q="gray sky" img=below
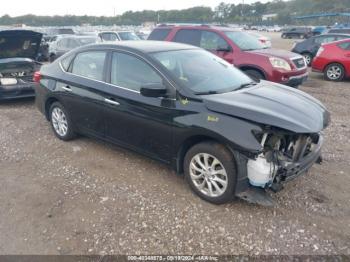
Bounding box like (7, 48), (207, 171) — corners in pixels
(1, 0), (271, 17)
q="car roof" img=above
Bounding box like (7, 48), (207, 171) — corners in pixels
(155, 25), (240, 32)
(80, 40), (198, 53)
(316, 33), (350, 37)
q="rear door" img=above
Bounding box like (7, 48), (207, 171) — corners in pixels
(57, 50), (109, 137)
(102, 51), (174, 162)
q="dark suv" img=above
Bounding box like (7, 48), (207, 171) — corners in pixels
(149, 25), (308, 87)
(281, 27), (312, 39)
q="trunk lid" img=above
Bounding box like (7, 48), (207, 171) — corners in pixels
(0, 30), (43, 60)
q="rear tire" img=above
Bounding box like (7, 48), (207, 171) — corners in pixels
(184, 142), (237, 204)
(49, 102), (76, 141)
(324, 63), (345, 82)
(244, 69), (265, 82)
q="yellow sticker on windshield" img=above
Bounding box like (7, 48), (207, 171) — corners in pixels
(181, 98), (189, 105)
(207, 115), (219, 122)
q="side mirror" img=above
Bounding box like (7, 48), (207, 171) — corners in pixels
(140, 83), (167, 98)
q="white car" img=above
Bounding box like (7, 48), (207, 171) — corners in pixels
(98, 31), (140, 42)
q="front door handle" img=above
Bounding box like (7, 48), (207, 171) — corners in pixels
(104, 98), (120, 106)
(61, 85), (72, 92)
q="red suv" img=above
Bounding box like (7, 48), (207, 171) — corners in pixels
(149, 25), (308, 87)
(312, 38), (350, 81)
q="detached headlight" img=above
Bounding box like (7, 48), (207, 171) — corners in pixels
(269, 57), (291, 71)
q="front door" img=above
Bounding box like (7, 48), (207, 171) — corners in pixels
(103, 51), (174, 162)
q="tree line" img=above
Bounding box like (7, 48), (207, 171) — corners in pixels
(0, 0), (349, 26)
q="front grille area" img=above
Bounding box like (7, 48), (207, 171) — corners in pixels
(292, 58), (306, 69)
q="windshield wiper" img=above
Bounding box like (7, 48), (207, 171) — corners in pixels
(235, 82), (257, 91)
(195, 90), (220, 95)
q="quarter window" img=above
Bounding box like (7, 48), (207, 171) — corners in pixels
(71, 51), (107, 81)
(111, 52), (162, 92)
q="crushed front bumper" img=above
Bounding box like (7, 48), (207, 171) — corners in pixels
(283, 72), (309, 87)
(279, 134), (323, 182)
(235, 134), (324, 206)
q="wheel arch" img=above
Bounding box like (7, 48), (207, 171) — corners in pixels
(44, 96), (60, 121)
(323, 61), (346, 74)
(175, 134), (240, 174)
(238, 65), (267, 79)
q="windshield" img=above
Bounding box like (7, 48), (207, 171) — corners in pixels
(152, 49), (254, 94)
(224, 31), (265, 51)
(118, 32), (140, 41)
(77, 37), (100, 45)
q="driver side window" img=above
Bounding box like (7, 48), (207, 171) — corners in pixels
(111, 52), (162, 92)
(200, 31), (230, 51)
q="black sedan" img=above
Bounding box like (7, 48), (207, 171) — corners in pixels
(291, 33), (350, 66)
(34, 41), (329, 205)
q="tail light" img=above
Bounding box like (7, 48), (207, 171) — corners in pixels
(260, 39), (266, 43)
(316, 46), (324, 57)
(33, 71), (41, 83)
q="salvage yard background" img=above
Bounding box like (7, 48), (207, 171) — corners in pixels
(0, 32), (349, 255)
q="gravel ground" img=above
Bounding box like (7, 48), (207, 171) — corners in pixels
(0, 32), (349, 255)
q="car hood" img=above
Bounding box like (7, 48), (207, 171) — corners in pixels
(247, 48), (301, 59)
(0, 30), (42, 60)
(203, 81), (330, 133)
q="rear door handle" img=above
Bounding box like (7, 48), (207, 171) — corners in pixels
(61, 85), (72, 92)
(104, 98), (120, 106)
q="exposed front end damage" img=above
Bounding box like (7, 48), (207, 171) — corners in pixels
(237, 130), (324, 206)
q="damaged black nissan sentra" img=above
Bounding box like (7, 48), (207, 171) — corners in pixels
(0, 30), (42, 100)
(34, 41), (330, 205)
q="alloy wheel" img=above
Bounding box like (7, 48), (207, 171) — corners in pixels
(303, 54), (312, 65)
(51, 107), (68, 137)
(189, 153), (228, 197)
(327, 65), (342, 80)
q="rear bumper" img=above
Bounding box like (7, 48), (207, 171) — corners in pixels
(0, 83), (35, 100)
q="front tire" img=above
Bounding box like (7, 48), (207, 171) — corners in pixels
(184, 142), (237, 204)
(302, 52), (313, 66)
(244, 69), (265, 82)
(49, 102), (75, 141)
(324, 63), (345, 82)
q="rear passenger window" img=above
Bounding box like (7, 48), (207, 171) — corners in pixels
(71, 51), (106, 81)
(148, 29), (171, 40)
(173, 29), (201, 46)
(111, 52), (162, 92)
